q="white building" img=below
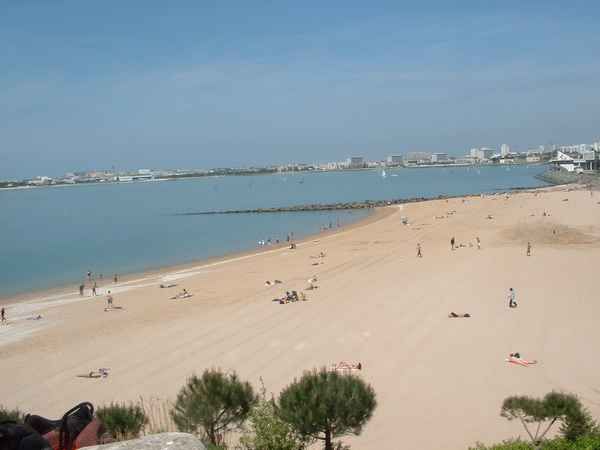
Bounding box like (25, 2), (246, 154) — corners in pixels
(470, 147), (495, 161)
(430, 153), (450, 163)
(549, 151), (586, 172)
(501, 144), (511, 157)
(386, 155), (403, 166)
(404, 152), (431, 162)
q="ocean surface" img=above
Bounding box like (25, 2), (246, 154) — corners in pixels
(0, 165), (547, 297)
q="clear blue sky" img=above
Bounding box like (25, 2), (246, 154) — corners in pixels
(1, 1), (599, 179)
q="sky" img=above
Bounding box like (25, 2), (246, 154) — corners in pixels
(1, 1), (600, 179)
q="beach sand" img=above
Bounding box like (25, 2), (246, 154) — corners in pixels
(2, 185), (600, 449)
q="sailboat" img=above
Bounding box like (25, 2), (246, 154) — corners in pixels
(381, 169), (387, 178)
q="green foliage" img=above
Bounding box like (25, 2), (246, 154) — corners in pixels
(171, 369), (257, 446)
(501, 392), (592, 446)
(469, 439), (533, 450)
(278, 368), (376, 450)
(0, 405), (22, 422)
(240, 380), (305, 450)
(97, 403), (147, 441)
(557, 400), (597, 442)
(471, 434), (600, 449)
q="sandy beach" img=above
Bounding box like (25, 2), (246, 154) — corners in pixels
(3, 185), (600, 449)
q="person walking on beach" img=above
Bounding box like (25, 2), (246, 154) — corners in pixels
(113, 274), (118, 283)
(106, 291), (113, 309)
(450, 237), (455, 251)
(79, 284), (85, 296)
(508, 288), (517, 308)
(1, 307), (6, 324)
(92, 282), (97, 296)
(416, 243), (422, 258)
(526, 242), (532, 257)
(476, 237), (481, 250)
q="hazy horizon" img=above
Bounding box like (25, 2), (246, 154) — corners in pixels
(2, 1), (599, 179)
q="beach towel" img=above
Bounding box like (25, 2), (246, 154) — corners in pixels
(506, 356), (537, 367)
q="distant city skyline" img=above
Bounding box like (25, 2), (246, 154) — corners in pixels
(1, 1), (600, 179)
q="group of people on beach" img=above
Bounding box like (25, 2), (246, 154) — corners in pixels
(275, 290), (306, 304)
(258, 233), (296, 248)
(79, 271), (119, 297)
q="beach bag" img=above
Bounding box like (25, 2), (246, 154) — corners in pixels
(25, 403), (105, 450)
(0, 422), (51, 450)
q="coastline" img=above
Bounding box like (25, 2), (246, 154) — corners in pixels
(0, 182), (551, 304)
(0, 179), (559, 305)
(3, 183), (600, 450)
(0, 206), (390, 306)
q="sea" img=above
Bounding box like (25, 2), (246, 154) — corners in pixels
(0, 165), (548, 298)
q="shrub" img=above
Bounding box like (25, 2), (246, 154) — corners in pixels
(278, 368), (376, 450)
(171, 369), (257, 446)
(240, 380), (305, 450)
(0, 405), (23, 422)
(469, 439), (534, 449)
(97, 403), (147, 441)
(471, 434), (600, 449)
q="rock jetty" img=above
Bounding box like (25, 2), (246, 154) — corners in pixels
(175, 197), (436, 215)
(174, 189), (543, 216)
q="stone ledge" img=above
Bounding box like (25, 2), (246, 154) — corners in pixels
(83, 433), (206, 450)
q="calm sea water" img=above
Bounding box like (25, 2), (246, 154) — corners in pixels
(0, 165), (547, 297)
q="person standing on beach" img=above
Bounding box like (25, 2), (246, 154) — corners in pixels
(1, 307), (5, 323)
(87, 271), (92, 281)
(92, 282), (97, 296)
(450, 237), (455, 250)
(508, 288), (517, 308)
(113, 274), (118, 283)
(527, 242), (532, 256)
(476, 237), (481, 250)
(416, 243), (422, 258)
(106, 291), (113, 309)
(79, 284), (85, 296)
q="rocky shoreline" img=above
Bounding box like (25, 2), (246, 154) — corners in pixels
(536, 169), (600, 187)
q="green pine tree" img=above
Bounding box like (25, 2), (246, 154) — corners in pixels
(278, 368), (376, 450)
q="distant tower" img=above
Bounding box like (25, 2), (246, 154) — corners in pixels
(500, 144), (510, 157)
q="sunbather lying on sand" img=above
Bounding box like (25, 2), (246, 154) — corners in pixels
(160, 283), (177, 288)
(265, 280), (283, 286)
(104, 306), (124, 312)
(171, 289), (193, 300)
(77, 368), (110, 379)
(448, 312), (471, 318)
(26, 315), (43, 321)
(506, 353), (538, 367)
(330, 361), (362, 372)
